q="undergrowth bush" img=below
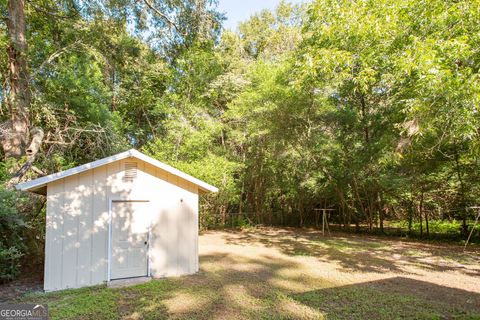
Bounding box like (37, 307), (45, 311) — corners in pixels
(0, 186), (26, 283)
(235, 216), (256, 230)
(0, 246), (23, 283)
(0, 160), (45, 282)
(391, 219), (480, 235)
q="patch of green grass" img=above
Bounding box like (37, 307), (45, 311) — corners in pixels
(287, 236), (387, 256)
(118, 280), (173, 320)
(119, 276), (224, 320)
(403, 249), (427, 258)
(292, 249), (313, 256)
(292, 285), (479, 320)
(18, 278), (479, 320)
(21, 286), (120, 320)
(315, 238), (387, 251)
(442, 253), (478, 265)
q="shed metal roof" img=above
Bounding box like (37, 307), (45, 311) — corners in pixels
(16, 149), (218, 193)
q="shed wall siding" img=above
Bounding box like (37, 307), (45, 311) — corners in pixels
(44, 157), (199, 291)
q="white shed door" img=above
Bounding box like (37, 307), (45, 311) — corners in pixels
(111, 201), (149, 280)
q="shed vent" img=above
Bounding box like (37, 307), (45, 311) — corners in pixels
(123, 162), (138, 181)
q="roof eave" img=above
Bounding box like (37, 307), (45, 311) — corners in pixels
(198, 185), (219, 193)
(15, 149), (219, 194)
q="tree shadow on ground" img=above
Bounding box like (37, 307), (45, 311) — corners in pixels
(118, 252), (328, 319)
(16, 249), (480, 319)
(220, 228), (480, 275)
(118, 252), (480, 319)
(291, 276), (480, 320)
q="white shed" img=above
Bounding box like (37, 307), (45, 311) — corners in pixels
(16, 149), (218, 291)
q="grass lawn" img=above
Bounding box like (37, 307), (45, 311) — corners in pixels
(14, 228), (480, 319)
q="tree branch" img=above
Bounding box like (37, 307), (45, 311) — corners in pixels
(7, 127), (44, 188)
(28, 1), (81, 20)
(142, 0), (184, 35)
(7, 156), (36, 189)
(30, 41), (81, 79)
(25, 127), (44, 157)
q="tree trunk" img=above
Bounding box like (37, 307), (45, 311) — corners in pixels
(352, 178), (367, 227)
(408, 191), (414, 235)
(378, 192), (385, 234)
(335, 187), (348, 230)
(298, 195), (304, 227)
(425, 209), (429, 237)
(26, 127), (44, 157)
(238, 152), (245, 218)
(359, 90), (369, 143)
(366, 193), (373, 231)
(408, 205), (413, 234)
(454, 147), (468, 236)
(350, 193), (360, 232)
(4, 0), (30, 159)
(419, 191), (424, 237)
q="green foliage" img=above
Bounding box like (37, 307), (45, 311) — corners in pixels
(391, 219), (480, 235)
(0, 164), (45, 281)
(0, 247), (23, 283)
(28, 0), (480, 237)
(2, 0), (480, 283)
(235, 216), (256, 230)
(0, 185), (27, 282)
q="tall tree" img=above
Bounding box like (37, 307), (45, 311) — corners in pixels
(4, 0), (32, 158)
(1, 0), (222, 183)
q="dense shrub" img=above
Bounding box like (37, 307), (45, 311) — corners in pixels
(0, 246), (23, 283)
(0, 186), (26, 282)
(390, 219), (480, 235)
(0, 159), (45, 282)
